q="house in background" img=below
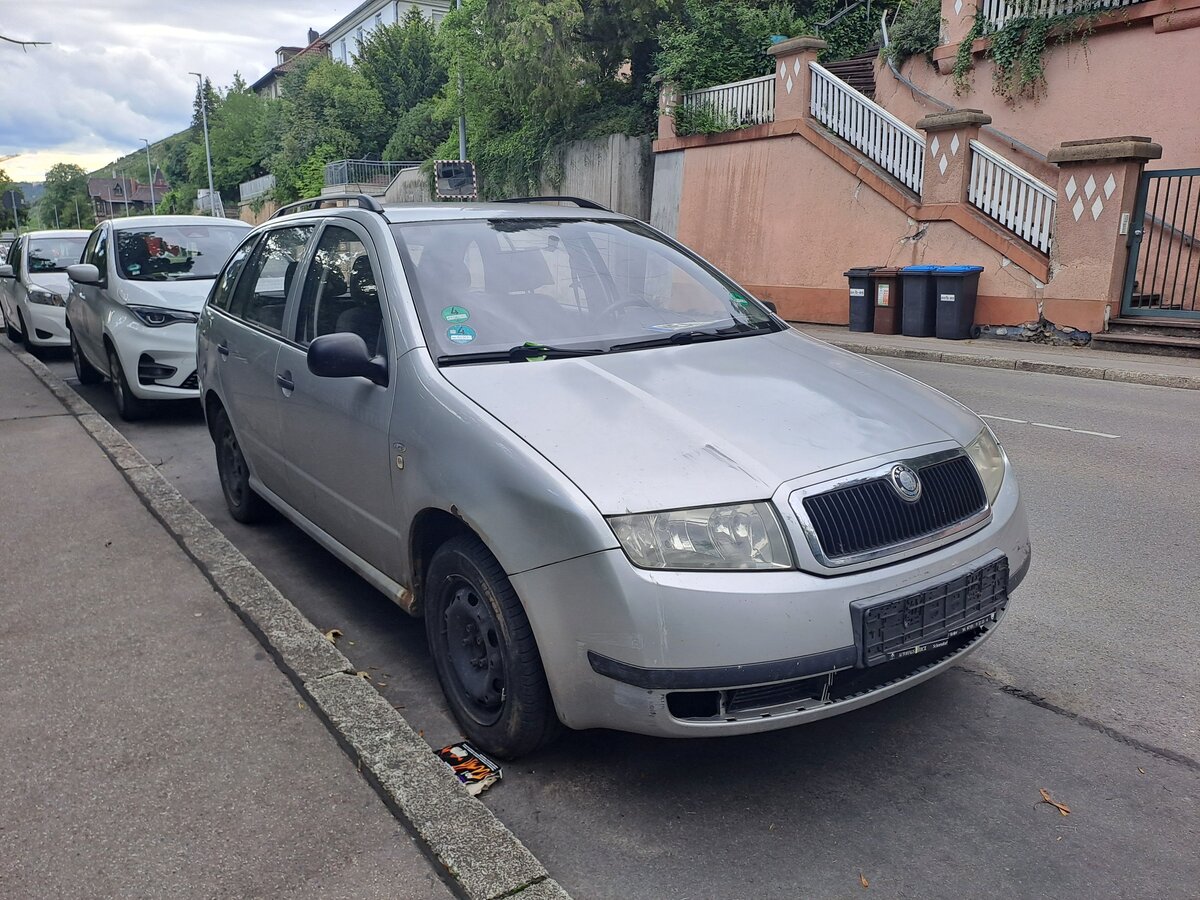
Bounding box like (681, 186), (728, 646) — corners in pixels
(88, 170), (169, 220)
(251, 29), (331, 99)
(323, 0), (450, 65)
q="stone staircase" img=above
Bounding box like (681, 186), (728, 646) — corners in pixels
(1092, 317), (1200, 359)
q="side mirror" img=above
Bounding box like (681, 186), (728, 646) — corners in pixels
(0, 265), (13, 279)
(67, 263), (101, 285)
(761, 300), (779, 314)
(307, 332), (387, 386)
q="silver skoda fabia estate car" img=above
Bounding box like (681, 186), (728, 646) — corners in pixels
(197, 197), (1031, 758)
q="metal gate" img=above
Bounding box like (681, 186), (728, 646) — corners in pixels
(1121, 168), (1200, 318)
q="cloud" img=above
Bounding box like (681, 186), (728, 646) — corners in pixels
(1, 0), (343, 181)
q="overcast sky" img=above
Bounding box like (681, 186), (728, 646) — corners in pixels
(1, 1), (347, 182)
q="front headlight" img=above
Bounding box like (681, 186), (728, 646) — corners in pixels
(127, 305), (199, 328)
(965, 425), (1006, 505)
(608, 502), (793, 570)
(28, 288), (65, 307)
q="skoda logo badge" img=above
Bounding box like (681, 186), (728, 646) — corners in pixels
(890, 464), (922, 502)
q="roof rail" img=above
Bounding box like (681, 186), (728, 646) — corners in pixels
(499, 196), (611, 211)
(269, 193), (386, 220)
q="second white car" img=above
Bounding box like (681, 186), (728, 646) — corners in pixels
(66, 214), (250, 419)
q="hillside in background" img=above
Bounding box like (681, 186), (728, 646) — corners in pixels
(87, 129), (191, 181)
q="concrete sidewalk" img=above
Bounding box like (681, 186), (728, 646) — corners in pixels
(796, 324), (1200, 390)
(0, 345), (455, 898)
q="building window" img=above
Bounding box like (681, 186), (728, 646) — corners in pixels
(356, 26), (364, 46)
(339, 39), (347, 62)
(375, 12), (383, 29)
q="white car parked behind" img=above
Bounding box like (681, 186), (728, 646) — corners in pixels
(66, 214), (250, 420)
(0, 229), (91, 348)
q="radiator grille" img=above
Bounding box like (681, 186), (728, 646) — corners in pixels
(802, 454), (986, 561)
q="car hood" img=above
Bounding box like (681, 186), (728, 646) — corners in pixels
(441, 329), (985, 514)
(28, 272), (72, 298)
(118, 278), (215, 312)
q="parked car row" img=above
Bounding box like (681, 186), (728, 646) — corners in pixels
(3, 197), (1030, 759)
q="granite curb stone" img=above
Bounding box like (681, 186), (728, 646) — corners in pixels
(6, 344), (570, 900)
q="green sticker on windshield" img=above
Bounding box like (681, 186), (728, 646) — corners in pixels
(447, 325), (476, 345)
(442, 305), (470, 323)
(730, 292), (749, 309)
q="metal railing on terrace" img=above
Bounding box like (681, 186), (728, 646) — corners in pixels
(809, 61), (925, 193)
(679, 74), (777, 130)
(239, 174), (275, 202)
(323, 159), (421, 188)
(980, 0), (1150, 31)
(967, 140), (1056, 253)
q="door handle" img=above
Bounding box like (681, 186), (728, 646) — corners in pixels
(217, 342), (229, 358)
(276, 371), (295, 391)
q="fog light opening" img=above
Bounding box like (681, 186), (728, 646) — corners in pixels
(666, 690), (721, 719)
(138, 353), (177, 385)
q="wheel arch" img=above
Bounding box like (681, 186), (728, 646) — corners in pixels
(409, 507), (491, 617)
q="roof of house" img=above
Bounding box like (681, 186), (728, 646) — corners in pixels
(88, 175), (168, 206)
(251, 37), (330, 92)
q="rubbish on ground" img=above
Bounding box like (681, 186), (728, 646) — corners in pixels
(437, 742), (503, 796)
(323, 628), (343, 644)
(1039, 788), (1071, 816)
(859, 872), (869, 889)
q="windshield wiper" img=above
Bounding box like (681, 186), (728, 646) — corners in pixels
(608, 322), (774, 353)
(438, 342), (607, 367)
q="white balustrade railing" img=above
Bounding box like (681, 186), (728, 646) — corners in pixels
(809, 61), (925, 193)
(980, 0), (1148, 30)
(968, 140), (1056, 253)
(239, 173), (275, 202)
(680, 74), (776, 131)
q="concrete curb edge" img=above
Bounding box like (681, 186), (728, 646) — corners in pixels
(7, 345), (570, 900)
(810, 336), (1200, 391)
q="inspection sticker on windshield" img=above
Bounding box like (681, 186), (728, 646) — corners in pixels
(442, 305), (470, 323)
(436, 742), (502, 796)
(447, 325), (477, 344)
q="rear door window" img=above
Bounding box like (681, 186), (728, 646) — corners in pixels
(227, 225), (314, 334)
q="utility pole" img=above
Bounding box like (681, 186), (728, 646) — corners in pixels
(53, 205), (60, 228)
(189, 73), (219, 216)
(456, 0), (467, 161)
(142, 138), (157, 214)
(74, 198), (81, 227)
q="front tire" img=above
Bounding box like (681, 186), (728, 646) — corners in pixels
(212, 407), (269, 524)
(10, 309), (27, 345)
(425, 534), (560, 759)
(71, 329), (102, 385)
(3, 305), (20, 342)
(107, 344), (148, 421)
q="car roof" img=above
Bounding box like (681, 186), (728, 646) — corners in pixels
(103, 215), (251, 229)
(21, 229), (92, 239)
(381, 202), (631, 225)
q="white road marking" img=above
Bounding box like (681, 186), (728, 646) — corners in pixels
(980, 414), (1119, 439)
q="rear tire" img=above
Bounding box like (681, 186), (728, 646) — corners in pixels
(425, 534), (561, 759)
(212, 406), (269, 524)
(71, 329), (102, 385)
(107, 344), (148, 421)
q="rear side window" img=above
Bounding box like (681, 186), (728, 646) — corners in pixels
(209, 235), (259, 312)
(294, 225), (386, 355)
(227, 225), (313, 334)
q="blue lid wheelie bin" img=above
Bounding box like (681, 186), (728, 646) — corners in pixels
(900, 265), (939, 337)
(934, 265), (984, 340)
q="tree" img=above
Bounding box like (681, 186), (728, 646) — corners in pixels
(35, 163), (95, 229)
(355, 7), (446, 120)
(206, 89), (270, 198)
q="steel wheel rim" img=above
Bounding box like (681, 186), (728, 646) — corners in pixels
(218, 427), (246, 508)
(440, 577), (506, 727)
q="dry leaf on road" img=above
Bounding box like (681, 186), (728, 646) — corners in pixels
(1039, 788), (1071, 816)
(859, 872), (869, 889)
(323, 628), (343, 644)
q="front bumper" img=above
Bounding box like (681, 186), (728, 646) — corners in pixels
(110, 319), (200, 400)
(511, 468), (1030, 737)
(22, 301), (69, 347)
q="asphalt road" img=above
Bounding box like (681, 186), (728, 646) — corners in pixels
(39, 347), (1200, 899)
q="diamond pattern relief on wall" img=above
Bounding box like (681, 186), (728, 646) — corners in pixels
(1084, 175), (1097, 199)
(1065, 176), (1077, 201)
(786, 77), (794, 94)
(1104, 173), (1117, 199)
(1092, 198), (1104, 221)
(1072, 197), (1085, 222)
(930, 136), (940, 157)
(939, 155), (948, 176)
(950, 134), (960, 156)
(954, 0), (963, 12)
(794, 59), (802, 76)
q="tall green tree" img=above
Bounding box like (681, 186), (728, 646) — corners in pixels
(35, 163), (95, 229)
(355, 7), (446, 120)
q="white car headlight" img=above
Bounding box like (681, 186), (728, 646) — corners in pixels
(128, 305), (199, 328)
(28, 288), (65, 307)
(965, 425), (1006, 505)
(608, 502), (793, 570)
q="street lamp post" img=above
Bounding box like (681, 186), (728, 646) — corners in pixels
(456, 0), (467, 161)
(189, 72), (219, 216)
(141, 138), (157, 214)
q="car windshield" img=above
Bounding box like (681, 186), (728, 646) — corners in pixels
(390, 218), (778, 362)
(28, 237), (88, 273)
(115, 224), (246, 281)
